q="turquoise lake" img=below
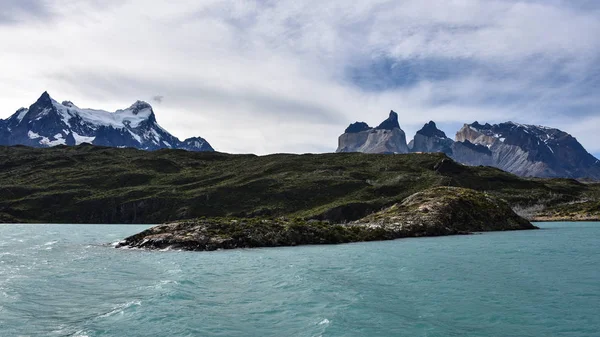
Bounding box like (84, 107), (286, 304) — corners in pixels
(0, 222), (598, 337)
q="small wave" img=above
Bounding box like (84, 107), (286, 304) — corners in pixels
(44, 240), (58, 246)
(97, 300), (142, 318)
(71, 330), (90, 337)
(110, 240), (125, 247)
(153, 279), (179, 289)
(318, 319), (330, 326)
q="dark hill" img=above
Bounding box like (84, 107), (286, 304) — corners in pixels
(0, 145), (598, 224)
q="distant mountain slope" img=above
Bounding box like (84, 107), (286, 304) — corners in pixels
(0, 92), (213, 152)
(336, 112), (600, 179)
(455, 122), (600, 179)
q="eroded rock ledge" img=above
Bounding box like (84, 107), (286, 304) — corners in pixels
(117, 187), (538, 251)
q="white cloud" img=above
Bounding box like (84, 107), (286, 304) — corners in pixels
(0, 0), (598, 156)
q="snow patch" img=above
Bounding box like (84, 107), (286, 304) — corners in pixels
(40, 136), (66, 146)
(29, 131), (66, 146)
(16, 108), (28, 122)
(128, 129), (142, 144)
(72, 132), (96, 145)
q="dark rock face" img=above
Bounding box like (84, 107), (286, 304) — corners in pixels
(345, 122), (372, 133)
(418, 121), (447, 138)
(337, 111), (409, 154)
(117, 187), (536, 251)
(0, 92), (214, 152)
(375, 110), (401, 130)
(410, 121), (454, 155)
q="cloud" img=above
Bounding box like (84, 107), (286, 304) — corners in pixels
(0, 0), (54, 24)
(0, 0), (598, 156)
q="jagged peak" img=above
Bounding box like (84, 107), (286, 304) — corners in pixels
(34, 91), (53, 105)
(375, 110), (401, 130)
(128, 100), (153, 114)
(417, 121), (447, 138)
(470, 121), (492, 130)
(345, 122), (372, 133)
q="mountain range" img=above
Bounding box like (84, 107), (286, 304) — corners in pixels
(337, 111), (600, 179)
(0, 92), (213, 152)
(2, 93), (598, 179)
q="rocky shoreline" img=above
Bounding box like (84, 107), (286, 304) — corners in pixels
(117, 187), (538, 251)
(531, 216), (600, 222)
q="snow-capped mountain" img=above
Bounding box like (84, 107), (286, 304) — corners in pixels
(0, 92), (213, 152)
(336, 112), (600, 179)
(455, 121), (600, 179)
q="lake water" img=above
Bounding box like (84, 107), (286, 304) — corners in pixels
(0, 222), (599, 337)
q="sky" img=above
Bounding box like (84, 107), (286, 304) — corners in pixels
(0, 0), (599, 157)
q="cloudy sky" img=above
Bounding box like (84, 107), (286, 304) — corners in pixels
(1, 0), (599, 156)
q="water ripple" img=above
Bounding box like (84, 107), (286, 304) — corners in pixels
(0, 223), (599, 336)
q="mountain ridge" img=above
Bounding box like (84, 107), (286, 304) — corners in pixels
(337, 110), (410, 154)
(337, 112), (600, 179)
(0, 92), (214, 152)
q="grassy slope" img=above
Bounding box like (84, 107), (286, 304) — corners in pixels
(0, 144), (598, 224)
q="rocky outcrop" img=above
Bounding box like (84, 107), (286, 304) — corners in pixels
(117, 187), (536, 251)
(455, 122), (600, 178)
(356, 187), (537, 235)
(336, 112), (600, 179)
(409, 121), (454, 155)
(337, 111), (409, 154)
(0, 92), (214, 152)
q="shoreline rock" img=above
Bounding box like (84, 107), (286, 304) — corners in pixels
(117, 187), (538, 251)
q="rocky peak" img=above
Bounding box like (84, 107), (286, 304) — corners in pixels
(410, 120), (453, 154)
(181, 137), (215, 152)
(417, 121), (447, 138)
(471, 121), (492, 130)
(344, 122), (372, 134)
(26, 91), (60, 120)
(128, 101), (153, 115)
(36, 91), (53, 105)
(375, 110), (400, 130)
(336, 110), (409, 154)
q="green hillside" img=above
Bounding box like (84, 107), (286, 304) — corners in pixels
(0, 144), (598, 224)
